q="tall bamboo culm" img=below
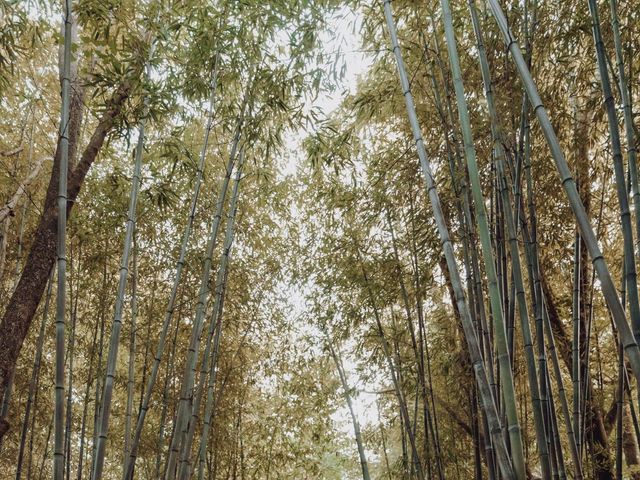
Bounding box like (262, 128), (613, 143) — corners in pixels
(439, 2), (527, 477)
(54, 2), (72, 478)
(382, 1), (515, 478)
(181, 150), (246, 480)
(608, 0), (640, 261)
(163, 94), (249, 479)
(586, 0), (640, 341)
(16, 271), (54, 480)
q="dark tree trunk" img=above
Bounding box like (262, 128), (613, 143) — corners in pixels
(0, 81), (130, 443)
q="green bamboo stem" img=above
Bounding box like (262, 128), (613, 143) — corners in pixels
(54, 2), (72, 478)
(123, 233), (138, 467)
(90, 48), (152, 480)
(177, 151), (245, 480)
(155, 316), (180, 479)
(16, 271), (53, 480)
(163, 97), (247, 479)
(587, 0), (640, 343)
(361, 261), (425, 480)
(64, 252), (78, 480)
(518, 193), (583, 476)
(441, 2), (527, 477)
(382, 1), (514, 477)
(572, 234), (582, 456)
(608, 0), (640, 259)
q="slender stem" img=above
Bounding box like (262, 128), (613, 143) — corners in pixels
(91, 46), (152, 480)
(123, 52), (221, 480)
(54, 2), (72, 478)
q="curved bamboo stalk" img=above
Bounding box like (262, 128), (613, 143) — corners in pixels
(382, 1), (514, 477)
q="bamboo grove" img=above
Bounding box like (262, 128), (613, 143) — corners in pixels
(1, 0), (640, 478)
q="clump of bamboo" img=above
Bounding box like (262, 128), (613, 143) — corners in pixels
(381, 1), (514, 477)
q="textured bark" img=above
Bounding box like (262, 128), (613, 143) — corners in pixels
(0, 81), (130, 442)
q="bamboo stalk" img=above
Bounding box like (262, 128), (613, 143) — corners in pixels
(90, 44), (152, 480)
(587, 0), (640, 343)
(441, 2), (528, 476)
(54, 2), (73, 478)
(163, 93), (248, 479)
(177, 151), (246, 480)
(123, 232), (138, 467)
(608, 0), (640, 259)
(123, 53), (221, 480)
(15, 271), (53, 480)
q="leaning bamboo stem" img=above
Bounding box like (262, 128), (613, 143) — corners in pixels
(608, 0), (640, 259)
(382, 1), (514, 477)
(163, 95), (248, 479)
(177, 151), (246, 480)
(361, 262), (424, 480)
(122, 53), (221, 480)
(326, 333), (371, 480)
(90, 47), (152, 480)
(587, 0), (640, 342)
